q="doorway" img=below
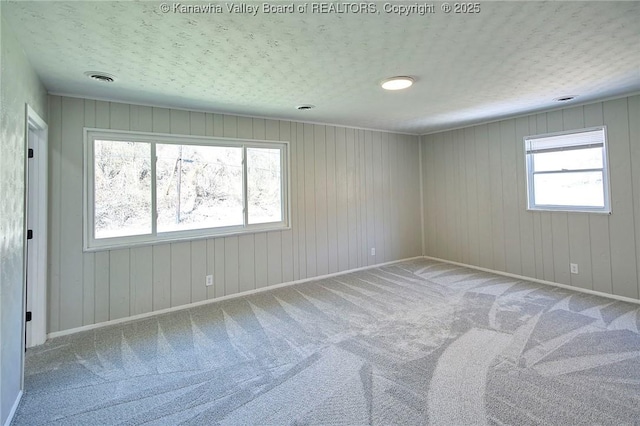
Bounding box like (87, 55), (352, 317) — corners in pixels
(24, 104), (48, 349)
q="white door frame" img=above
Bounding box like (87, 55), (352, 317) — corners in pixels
(23, 104), (48, 349)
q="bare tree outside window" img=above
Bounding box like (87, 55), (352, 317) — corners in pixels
(94, 140), (151, 238)
(247, 147), (282, 224)
(157, 144), (243, 232)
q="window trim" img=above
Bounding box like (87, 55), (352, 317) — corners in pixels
(83, 128), (290, 252)
(524, 126), (611, 214)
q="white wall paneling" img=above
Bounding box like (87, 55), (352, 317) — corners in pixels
(47, 96), (422, 333)
(315, 124), (329, 276)
(421, 95), (640, 301)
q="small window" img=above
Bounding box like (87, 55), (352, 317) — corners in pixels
(84, 129), (289, 251)
(524, 126), (610, 213)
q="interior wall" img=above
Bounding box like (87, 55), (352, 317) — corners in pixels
(47, 95), (422, 333)
(421, 95), (640, 300)
(0, 13), (48, 425)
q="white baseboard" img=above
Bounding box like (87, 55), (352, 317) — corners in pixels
(423, 255), (640, 306)
(47, 256), (424, 340)
(3, 390), (23, 426)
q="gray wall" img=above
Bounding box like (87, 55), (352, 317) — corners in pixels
(0, 14), (48, 425)
(421, 95), (640, 300)
(48, 95), (422, 333)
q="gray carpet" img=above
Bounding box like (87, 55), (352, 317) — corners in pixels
(13, 259), (640, 425)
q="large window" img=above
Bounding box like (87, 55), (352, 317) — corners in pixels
(524, 126), (610, 213)
(85, 129), (289, 250)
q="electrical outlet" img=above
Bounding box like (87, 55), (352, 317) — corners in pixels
(205, 275), (214, 286)
(371, 248), (376, 256)
(570, 263), (579, 274)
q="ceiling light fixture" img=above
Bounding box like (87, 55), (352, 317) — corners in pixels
(381, 76), (414, 91)
(296, 104), (315, 110)
(554, 95), (576, 102)
(85, 71), (116, 83)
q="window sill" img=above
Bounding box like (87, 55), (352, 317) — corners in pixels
(526, 207), (611, 215)
(83, 223), (291, 252)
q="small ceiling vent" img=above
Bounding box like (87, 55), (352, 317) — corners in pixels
(85, 71), (116, 83)
(296, 104), (315, 111)
(554, 95), (576, 102)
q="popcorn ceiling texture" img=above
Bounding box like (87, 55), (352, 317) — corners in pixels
(3, 1), (640, 134)
(0, 13), (47, 425)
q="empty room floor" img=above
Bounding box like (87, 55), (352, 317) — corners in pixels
(13, 259), (640, 425)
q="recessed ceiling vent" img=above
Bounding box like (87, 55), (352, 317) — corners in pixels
(297, 104), (315, 111)
(85, 71), (116, 83)
(554, 95), (576, 102)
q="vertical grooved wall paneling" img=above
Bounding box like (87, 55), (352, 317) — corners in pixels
(280, 120), (294, 283)
(421, 95), (640, 301)
(365, 131), (375, 265)
(48, 95), (62, 332)
(296, 122), (306, 279)
(347, 128), (358, 270)
(465, 127), (479, 266)
(457, 130), (469, 264)
(359, 130), (367, 264)
(327, 126), (339, 274)
(60, 97), (84, 329)
(48, 97), (421, 332)
(82, 99), (96, 325)
(336, 127), (349, 271)
(304, 123), (317, 277)
(314, 125), (328, 275)
(604, 99), (638, 299)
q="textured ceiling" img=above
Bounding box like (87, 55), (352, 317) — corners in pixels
(4, 1), (640, 134)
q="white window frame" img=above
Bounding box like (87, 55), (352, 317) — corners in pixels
(524, 126), (611, 214)
(84, 128), (290, 251)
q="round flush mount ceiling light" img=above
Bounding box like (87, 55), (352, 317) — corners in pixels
(381, 76), (414, 91)
(554, 95), (577, 102)
(84, 71), (116, 83)
(296, 104), (315, 111)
